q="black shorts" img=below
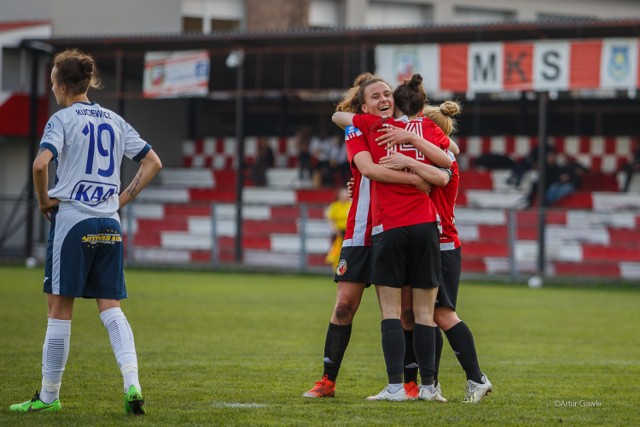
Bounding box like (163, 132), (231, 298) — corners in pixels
(435, 246), (462, 309)
(370, 222), (442, 289)
(333, 245), (372, 286)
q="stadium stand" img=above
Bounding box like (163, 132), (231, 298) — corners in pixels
(122, 135), (640, 280)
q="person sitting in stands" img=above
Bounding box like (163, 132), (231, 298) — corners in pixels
(249, 137), (275, 187)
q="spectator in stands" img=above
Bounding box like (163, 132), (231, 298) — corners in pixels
(545, 158), (588, 206)
(506, 141), (553, 189)
(523, 149), (561, 208)
(249, 137), (275, 186)
(295, 125), (313, 184)
(329, 136), (350, 186)
(621, 144), (640, 192)
(310, 127), (336, 188)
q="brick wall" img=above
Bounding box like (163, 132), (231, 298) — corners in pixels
(245, 0), (309, 30)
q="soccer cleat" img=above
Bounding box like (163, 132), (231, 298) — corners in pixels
(418, 384), (440, 401)
(433, 383), (447, 402)
(462, 374), (492, 404)
(366, 386), (407, 401)
(403, 381), (419, 400)
(124, 385), (145, 415)
(302, 374), (336, 398)
(9, 391), (61, 413)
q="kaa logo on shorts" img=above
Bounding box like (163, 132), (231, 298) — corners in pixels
(71, 180), (118, 206)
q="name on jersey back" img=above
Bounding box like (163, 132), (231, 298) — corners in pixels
(75, 108), (112, 119)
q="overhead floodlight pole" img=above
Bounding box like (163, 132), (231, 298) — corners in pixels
(536, 92), (549, 276)
(227, 49), (245, 264)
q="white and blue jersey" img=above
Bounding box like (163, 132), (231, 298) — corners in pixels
(40, 101), (150, 298)
(40, 101), (151, 216)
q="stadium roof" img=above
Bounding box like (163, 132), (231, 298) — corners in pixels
(19, 17), (640, 99)
(25, 17), (640, 53)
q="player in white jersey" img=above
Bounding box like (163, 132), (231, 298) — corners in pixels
(9, 49), (162, 415)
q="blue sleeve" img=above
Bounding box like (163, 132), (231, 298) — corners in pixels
(40, 142), (58, 162)
(132, 144), (152, 163)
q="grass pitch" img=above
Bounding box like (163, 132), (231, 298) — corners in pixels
(1, 265), (639, 426)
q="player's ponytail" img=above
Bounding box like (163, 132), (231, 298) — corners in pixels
(393, 73), (427, 117)
(423, 100), (462, 136)
(53, 49), (103, 96)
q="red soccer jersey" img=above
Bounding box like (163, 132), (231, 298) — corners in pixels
(430, 149), (461, 250)
(353, 114), (449, 233)
(342, 125), (373, 247)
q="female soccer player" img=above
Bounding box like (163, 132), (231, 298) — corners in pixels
(333, 74), (453, 401)
(9, 49), (162, 415)
(303, 73), (446, 399)
(383, 100), (493, 403)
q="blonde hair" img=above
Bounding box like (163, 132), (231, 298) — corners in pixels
(423, 100), (462, 136)
(335, 72), (390, 113)
(53, 49), (103, 96)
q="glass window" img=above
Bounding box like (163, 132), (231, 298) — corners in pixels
(367, 1), (432, 27)
(211, 18), (240, 31)
(454, 6), (516, 24)
(182, 16), (203, 33)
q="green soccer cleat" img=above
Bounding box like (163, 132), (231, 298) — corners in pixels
(124, 385), (145, 415)
(9, 391), (61, 413)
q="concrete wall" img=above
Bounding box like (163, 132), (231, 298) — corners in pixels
(430, 0), (640, 23)
(50, 0), (181, 36)
(340, 0), (640, 27)
(0, 0), (51, 22)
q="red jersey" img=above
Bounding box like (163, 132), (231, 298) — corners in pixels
(430, 149), (461, 250)
(353, 114), (450, 233)
(342, 125), (373, 247)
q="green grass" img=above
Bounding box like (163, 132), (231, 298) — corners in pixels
(1, 265), (639, 426)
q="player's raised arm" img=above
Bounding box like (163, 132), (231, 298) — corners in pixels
(375, 125), (451, 168)
(448, 138), (460, 156)
(332, 112), (355, 130)
(379, 151), (450, 187)
(353, 150), (430, 192)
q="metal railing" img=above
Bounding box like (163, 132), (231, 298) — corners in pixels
(2, 197), (639, 283)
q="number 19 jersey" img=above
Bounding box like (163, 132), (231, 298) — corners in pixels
(40, 101), (151, 216)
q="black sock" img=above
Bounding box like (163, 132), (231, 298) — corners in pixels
(434, 327), (443, 385)
(381, 319), (405, 384)
(444, 321), (483, 383)
(403, 329), (418, 383)
(323, 322), (352, 381)
(413, 323), (436, 386)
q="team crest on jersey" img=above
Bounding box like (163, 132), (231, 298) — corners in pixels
(41, 120), (55, 142)
(336, 259), (347, 276)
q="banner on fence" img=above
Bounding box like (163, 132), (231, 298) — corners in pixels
(375, 38), (639, 95)
(143, 50), (210, 98)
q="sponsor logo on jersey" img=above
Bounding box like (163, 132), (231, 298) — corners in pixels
(336, 259), (347, 276)
(70, 180), (118, 206)
(345, 125), (362, 141)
